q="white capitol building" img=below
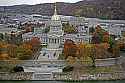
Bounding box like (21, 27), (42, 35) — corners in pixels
(48, 4), (91, 47)
(22, 3), (125, 58)
(21, 3), (125, 77)
(23, 3), (91, 47)
(23, 3), (91, 59)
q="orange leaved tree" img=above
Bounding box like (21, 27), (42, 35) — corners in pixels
(64, 39), (78, 59)
(30, 37), (41, 52)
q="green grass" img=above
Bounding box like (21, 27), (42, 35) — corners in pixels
(77, 65), (123, 75)
(0, 62), (15, 72)
(58, 54), (65, 60)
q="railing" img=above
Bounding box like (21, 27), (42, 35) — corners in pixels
(32, 73), (52, 80)
(0, 72), (33, 80)
(52, 71), (125, 80)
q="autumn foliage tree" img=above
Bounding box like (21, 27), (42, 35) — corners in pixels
(16, 46), (33, 60)
(63, 40), (119, 66)
(19, 42), (33, 51)
(62, 25), (120, 67)
(7, 44), (17, 58)
(64, 39), (78, 59)
(117, 38), (125, 50)
(0, 53), (10, 60)
(0, 37), (40, 60)
(0, 41), (10, 60)
(92, 25), (110, 44)
(29, 37), (41, 52)
(0, 34), (41, 60)
(94, 43), (111, 59)
(91, 25), (120, 57)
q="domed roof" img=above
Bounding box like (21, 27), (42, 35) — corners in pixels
(51, 15), (60, 21)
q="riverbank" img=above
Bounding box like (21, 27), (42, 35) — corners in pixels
(0, 71), (125, 80)
(0, 80), (125, 83)
(0, 56), (125, 80)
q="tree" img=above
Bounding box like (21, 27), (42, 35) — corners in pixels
(16, 46), (33, 60)
(91, 25), (111, 44)
(117, 38), (125, 50)
(0, 33), (4, 41)
(19, 43), (32, 50)
(7, 44), (17, 58)
(77, 42), (93, 65)
(43, 27), (50, 33)
(112, 43), (120, 58)
(94, 43), (111, 59)
(89, 27), (95, 34)
(92, 33), (102, 44)
(95, 25), (102, 33)
(86, 44), (96, 67)
(30, 37), (41, 52)
(102, 34), (110, 43)
(63, 23), (77, 34)
(77, 42), (87, 59)
(66, 56), (76, 65)
(0, 53), (10, 60)
(64, 40), (78, 59)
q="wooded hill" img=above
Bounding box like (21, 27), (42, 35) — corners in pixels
(0, 0), (124, 20)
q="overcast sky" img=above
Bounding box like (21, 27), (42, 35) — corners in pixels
(0, 0), (82, 6)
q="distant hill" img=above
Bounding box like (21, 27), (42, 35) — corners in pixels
(0, 0), (125, 20)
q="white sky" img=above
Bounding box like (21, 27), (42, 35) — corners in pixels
(0, 0), (82, 6)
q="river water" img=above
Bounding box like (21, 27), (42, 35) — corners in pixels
(0, 80), (125, 83)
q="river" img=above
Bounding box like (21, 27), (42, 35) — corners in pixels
(0, 80), (125, 83)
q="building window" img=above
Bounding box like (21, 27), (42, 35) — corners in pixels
(58, 39), (60, 43)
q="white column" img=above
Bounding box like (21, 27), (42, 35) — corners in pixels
(49, 38), (51, 43)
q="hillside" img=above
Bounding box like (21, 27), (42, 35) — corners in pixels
(0, 0), (125, 20)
